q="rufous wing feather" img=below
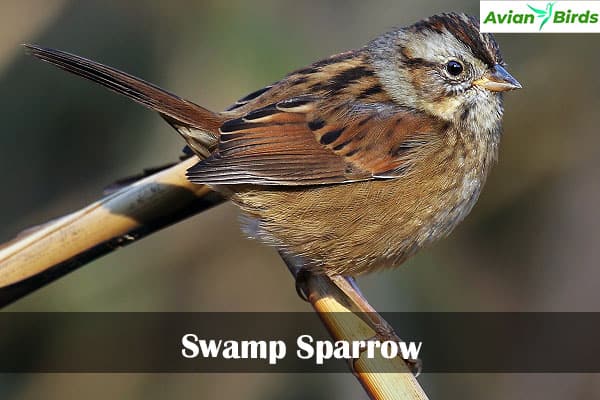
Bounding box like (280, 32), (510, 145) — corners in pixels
(187, 96), (445, 186)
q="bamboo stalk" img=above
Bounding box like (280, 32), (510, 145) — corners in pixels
(0, 157), (429, 399)
(287, 267), (428, 400)
(0, 156), (225, 305)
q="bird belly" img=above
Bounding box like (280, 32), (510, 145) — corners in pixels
(230, 165), (484, 275)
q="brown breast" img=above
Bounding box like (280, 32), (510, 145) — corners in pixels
(230, 125), (496, 275)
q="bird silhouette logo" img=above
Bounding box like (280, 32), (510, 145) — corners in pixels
(528, 2), (555, 31)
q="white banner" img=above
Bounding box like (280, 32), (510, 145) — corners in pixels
(480, 1), (600, 32)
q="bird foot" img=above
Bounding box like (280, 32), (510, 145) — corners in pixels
(294, 267), (312, 302)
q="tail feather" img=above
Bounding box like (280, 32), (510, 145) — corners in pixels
(24, 44), (223, 155)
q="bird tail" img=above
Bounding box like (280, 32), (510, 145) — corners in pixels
(24, 44), (224, 157)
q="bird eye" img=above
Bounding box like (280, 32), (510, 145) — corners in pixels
(445, 60), (464, 76)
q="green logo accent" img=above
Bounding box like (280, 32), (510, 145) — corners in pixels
(528, 2), (555, 30)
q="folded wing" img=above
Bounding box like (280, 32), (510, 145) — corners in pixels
(187, 96), (445, 186)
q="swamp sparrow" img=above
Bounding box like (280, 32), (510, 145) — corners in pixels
(25, 13), (521, 278)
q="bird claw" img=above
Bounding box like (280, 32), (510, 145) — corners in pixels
(294, 267), (312, 302)
(405, 357), (422, 377)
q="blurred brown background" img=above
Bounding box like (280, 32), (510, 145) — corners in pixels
(1, 0), (599, 398)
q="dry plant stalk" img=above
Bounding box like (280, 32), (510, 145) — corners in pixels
(292, 270), (429, 400)
(0, 157), (429, 400)
(0, 156), (224, 304)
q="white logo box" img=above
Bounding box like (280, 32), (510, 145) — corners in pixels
(480, 1), (600, 33)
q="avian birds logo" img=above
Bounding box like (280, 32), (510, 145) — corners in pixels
(528, 2), (555, 30)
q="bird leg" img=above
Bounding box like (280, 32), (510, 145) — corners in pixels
(277, 250), (313, 302)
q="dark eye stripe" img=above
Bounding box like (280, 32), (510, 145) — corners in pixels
(402, 57), (438, 69)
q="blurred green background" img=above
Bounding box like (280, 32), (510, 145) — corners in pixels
(1, 0), (599, 398)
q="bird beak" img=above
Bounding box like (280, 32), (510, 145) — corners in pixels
(473, 64), (522, 92)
